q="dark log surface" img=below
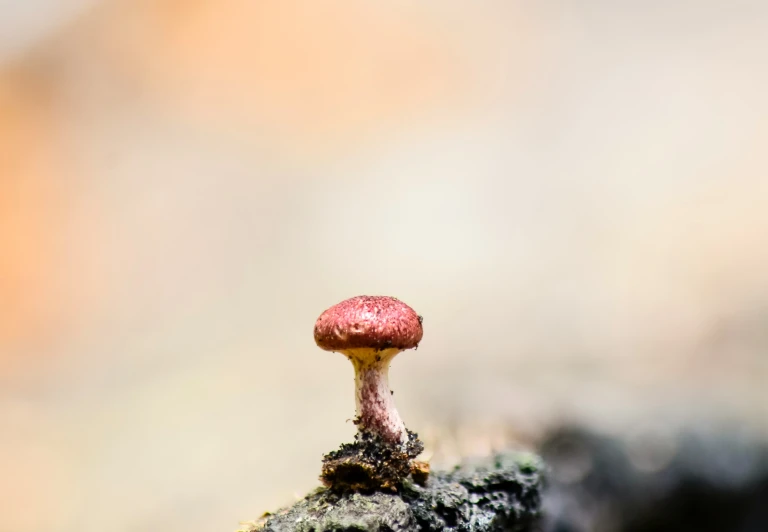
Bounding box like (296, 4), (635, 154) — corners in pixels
(240, 452), (543, 532)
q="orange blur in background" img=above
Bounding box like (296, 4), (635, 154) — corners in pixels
(1, 1), (767, 531)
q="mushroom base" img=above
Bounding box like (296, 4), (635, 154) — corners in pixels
(349, 349), (407, 445)
(320, 428), (425, 493)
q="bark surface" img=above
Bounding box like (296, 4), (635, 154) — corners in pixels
(240, 452), (543, 532)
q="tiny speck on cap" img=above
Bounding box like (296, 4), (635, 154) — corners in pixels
(314, 295), (423, 351)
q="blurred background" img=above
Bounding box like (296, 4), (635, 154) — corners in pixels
(1, 1), (767, 531)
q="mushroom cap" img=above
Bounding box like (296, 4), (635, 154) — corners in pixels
(314, 295), (423, 351)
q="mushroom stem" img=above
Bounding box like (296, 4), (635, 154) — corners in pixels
(346, 348), (407, 445)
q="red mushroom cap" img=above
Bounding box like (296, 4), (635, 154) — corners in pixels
(314, 295), (423, 351)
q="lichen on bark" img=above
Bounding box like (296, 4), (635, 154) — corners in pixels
(240, 451), (543, 532)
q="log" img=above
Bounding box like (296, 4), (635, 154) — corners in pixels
(239, 452), (543, 532)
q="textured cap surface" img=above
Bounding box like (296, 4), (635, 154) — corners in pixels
(314, 296), (423, 351)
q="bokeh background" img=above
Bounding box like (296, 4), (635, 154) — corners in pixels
(1, 1), (767, 531)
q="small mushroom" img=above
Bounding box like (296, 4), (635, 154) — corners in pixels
(314, 295), (423, 446)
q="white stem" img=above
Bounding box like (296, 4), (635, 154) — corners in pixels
(347, 348), (407, 445)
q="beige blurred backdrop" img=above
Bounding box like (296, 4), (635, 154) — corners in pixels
(1, 1), (768, 531)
